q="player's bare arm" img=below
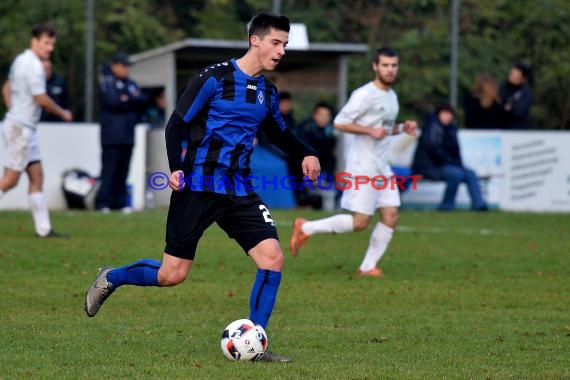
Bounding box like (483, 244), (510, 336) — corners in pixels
(2, 80), (10, 109)
(387, 120), (417, 136)
(403, 120), (418, 136)
(34, 93), (72, 121)
(334, 122), (388, 139)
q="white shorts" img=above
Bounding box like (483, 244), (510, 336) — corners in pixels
(339, 175), (401, 215)
(1, 120), (41, 171)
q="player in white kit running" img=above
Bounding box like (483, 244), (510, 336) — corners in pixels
(0, 24), (72, 237)
(290, 47), (417, 277)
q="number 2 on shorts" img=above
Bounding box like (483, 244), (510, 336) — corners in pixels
(258, 204), (274, 224)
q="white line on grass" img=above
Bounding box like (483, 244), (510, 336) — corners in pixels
(396, 225), (501, 236)
(275, 220), (510, 236)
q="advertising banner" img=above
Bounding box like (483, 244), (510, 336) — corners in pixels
(388, 130), (570, 212)
(500, 131), (570, 212)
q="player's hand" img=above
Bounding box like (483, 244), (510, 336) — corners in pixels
(61, 110), (72, 122)
(403, 120), (417, 136)
(368, 127), (388, 139)
(302, 156), (320, 181)
(169, 170), (185, 191)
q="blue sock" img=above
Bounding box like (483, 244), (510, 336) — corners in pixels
(106, 259), (161, 288)
(249, 269), (282, 329)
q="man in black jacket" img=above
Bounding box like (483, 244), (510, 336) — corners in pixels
(40, 58), (71, 122)
(499, 63), (534, 129)
(95, 51), (147, 213)
(412, 105), (487, 211)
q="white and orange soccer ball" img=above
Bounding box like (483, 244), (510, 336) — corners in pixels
(220, 319), (268, 361)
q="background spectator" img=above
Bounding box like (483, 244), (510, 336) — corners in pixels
(499, 62), (534, 129)
(95, 51), (147, 213)
(143, 88), (166, 129)
(463, 73), (502, 129)
(276, 92), (314, 207)
(40, 58), (71, 122)
(412, 104), (487, 211)
(299, 101), (337, 176)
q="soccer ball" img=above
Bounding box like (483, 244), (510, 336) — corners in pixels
(221, 319), (268, 361)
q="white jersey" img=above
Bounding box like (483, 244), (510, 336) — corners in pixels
(334, 81), (399, 177)
(5, 49), (46, 129)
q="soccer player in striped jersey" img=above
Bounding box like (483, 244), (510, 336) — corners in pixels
(84, 12), (320, 363)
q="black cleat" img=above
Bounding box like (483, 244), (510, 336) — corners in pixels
(256, 350), (292, 363)
(37, 230), (69, 239)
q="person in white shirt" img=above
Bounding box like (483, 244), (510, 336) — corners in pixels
(0, 24), (72, 238)
(290, 47), (417, 277)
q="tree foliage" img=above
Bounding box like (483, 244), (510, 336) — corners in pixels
(0, 0), (569, 128)
(283, 0), (570, 128)
(0, 0), (185, 119)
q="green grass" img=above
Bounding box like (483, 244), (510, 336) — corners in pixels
(0, 209), (569, 379)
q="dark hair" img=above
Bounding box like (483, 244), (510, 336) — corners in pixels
(248, 12), (290, 41)
(313, 101), (334, 114)
(436, 103), (455, 116)
(513, 62), (533, 85)
(31, 23), (56, 39)
(373, 47), (399, 63)
(279, 91), (291, 101)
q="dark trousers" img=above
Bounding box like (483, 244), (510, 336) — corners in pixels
(440, 164), (486, 210)
(95, 144), (133, 210)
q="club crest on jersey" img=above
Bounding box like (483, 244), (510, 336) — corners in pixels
(257, 91), (264, 104)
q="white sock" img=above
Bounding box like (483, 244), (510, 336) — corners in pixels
(29, 192), (52, 236)
(302, 214), (354, 235)
(359, 223), (394, 272)
(0, 189), (4, 199)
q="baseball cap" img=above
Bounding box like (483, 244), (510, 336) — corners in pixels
(110, 51), (131, 66)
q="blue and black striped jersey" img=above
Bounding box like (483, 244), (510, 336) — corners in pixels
(166, 58), (310, 196)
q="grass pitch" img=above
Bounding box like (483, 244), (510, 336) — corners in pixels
(0, 208), (568, 379)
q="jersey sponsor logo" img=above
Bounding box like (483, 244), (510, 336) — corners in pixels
(245, 80), (258, 104)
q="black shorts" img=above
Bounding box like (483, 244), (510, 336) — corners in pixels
(164, 190), (279, 260)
